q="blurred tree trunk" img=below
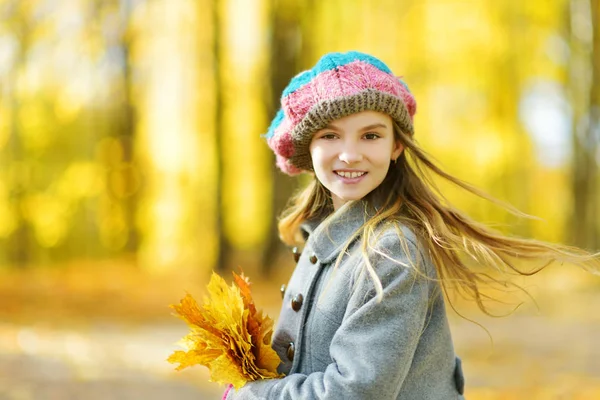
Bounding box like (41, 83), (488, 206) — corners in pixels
(117, 0), (139, 254)
(6, 2), (31, 268)
(213, 1), (230, 272)
(496, 1), (532, 238)
(589, 0), (600, 248)
(569, 0), (600, 250)
(91, 0), (139, 255)
(260, 0), (308, 275)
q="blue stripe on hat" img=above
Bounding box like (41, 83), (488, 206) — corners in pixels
(398, 78), (412, 93)
(264, 108), (285, 139)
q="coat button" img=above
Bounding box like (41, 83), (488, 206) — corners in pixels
(292, 247), (301, 262)
(286, 342), (295, 361)
(309, 254), (318, 264)
(291, 293), (304, 311)
(280, 284), (286, 299)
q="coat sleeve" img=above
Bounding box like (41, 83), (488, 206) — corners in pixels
(227, 234), (432, 400)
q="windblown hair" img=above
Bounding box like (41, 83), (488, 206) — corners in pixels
(278, 121), (600, 316)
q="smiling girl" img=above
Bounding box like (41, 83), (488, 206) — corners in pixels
(223, 51), (599, 400)
(310, 111), (402, 210)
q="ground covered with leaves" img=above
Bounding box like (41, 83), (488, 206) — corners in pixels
(0, 259), (599, 399)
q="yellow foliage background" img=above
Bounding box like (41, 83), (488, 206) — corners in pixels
(0, 0), (599, 399)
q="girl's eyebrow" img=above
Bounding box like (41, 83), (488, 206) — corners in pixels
(360, 123), (388, 131)
(323, 123), (389, 131)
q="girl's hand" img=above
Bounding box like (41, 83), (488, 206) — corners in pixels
(221, 384), (233, 400)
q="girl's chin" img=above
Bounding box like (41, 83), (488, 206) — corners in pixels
(331, 192), (368, 203)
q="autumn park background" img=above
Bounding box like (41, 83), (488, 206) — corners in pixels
(0, 0), (599, 399)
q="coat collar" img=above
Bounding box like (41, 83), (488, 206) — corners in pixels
(300, 200), (378, 264)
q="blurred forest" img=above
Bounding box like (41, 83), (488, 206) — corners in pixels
(0, 0), (599, 272)
(0, 0), (600, 399)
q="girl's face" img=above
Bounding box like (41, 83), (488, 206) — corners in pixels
(309, 111), (404, 210)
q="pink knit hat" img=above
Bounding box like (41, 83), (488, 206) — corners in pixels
(264, 51), (417, 176)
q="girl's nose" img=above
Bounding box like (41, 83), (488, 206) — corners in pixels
(338, 144), (364, 164)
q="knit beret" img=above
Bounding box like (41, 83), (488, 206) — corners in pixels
(264, 51), (417, 176)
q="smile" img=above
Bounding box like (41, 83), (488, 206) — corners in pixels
(335, 171), (367, 178)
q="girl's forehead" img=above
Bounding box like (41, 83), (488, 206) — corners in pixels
(326, 111), (393, 129)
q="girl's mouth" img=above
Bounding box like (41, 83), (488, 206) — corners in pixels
(335, 171), (366, 178)
(334, 170), (367, 182)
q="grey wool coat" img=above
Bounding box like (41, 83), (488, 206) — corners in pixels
(227, 201), (466, 400)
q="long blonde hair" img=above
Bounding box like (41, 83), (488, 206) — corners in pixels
(278, 121), (600, 316)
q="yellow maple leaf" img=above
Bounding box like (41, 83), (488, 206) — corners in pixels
(168, 271), (284, 389)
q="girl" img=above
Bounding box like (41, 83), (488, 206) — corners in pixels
(223, 51), (599, 399)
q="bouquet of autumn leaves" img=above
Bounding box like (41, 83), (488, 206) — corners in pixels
(168, 271), (283, 389)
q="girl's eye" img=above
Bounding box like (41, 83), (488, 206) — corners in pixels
(320, 133), (337, 140)
(364, 133), (380, 140)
